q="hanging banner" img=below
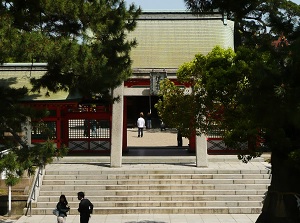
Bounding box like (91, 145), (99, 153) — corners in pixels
(150, 72), (167, 95)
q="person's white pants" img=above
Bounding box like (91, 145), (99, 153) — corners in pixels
(57, 216), (66, 223)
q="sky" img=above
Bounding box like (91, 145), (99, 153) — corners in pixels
(126, 0), (186, 11)
(125, 0), (300, 11)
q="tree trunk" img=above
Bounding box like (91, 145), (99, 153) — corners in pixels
(256, 151), (300, 223)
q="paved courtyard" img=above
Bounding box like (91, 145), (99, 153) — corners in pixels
(10, 213), (260, 223)
(127, 128), (189, 148)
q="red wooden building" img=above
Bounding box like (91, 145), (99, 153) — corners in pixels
(0, 12), (235, 158)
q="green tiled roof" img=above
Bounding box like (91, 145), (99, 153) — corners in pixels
(0, 64), (80, 101)
(0, 12), (234, 101)
(128, 12), (234, 68)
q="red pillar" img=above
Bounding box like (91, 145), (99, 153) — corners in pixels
(189, 131), (196, 152)
(56, 106), (62, 148)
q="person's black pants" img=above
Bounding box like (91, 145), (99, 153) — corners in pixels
(80, 214), (90, 223)
(138, 127), (143, 137)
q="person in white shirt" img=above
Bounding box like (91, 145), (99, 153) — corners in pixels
(137, 112), (145, 137)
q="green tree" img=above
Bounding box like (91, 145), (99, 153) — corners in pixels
(184, 0), (300, 48)
(157, 42), (300, 222)
(155, 78), (197, 137)
(0, 0), (141, 188)
(1, 0), (141, 97)
(0, 85), (68, 186)
(168, 1), (300, 222)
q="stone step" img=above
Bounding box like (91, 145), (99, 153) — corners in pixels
(35, 200), (263, 208)
(42, 178), (270, 186)
(26, 206), (263, 215)
(37, 194), (265, 202)
(39, 184), (269, 191)
(25, 161), (270, 215)
(45, 169), (270, 175)
(43, 173), (270, 180)
(39, 189), (267, 197)
(52, 155), (266, 164)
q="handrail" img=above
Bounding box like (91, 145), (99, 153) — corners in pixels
(0, 149), (10, 179)
(25, 165), (44, 216)
(0, 149), (10, 154)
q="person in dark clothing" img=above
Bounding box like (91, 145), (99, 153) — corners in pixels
(77, 191), (93, 223)
(83, 119), (89, 137)
(90, 120), (97, 137)
(56, 194), (70, 223)
(160, 120), (166, 131)
(146, 112), (152, 129)
(177, 130), (183, 147)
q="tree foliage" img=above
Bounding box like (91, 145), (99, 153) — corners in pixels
(0, 0), (141, 186)
(0, 85), (68, 185)
(156, 1), (300, 222)
(184, 0), (300, 48)
(157, 46), (268, 156)
(0, 0), (141, 97)
(155, 79), (197, 137)
(157, 38), (300, 223)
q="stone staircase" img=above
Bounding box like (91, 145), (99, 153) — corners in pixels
(25, 161), (271, 215)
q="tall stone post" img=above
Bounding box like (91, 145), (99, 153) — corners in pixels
(110, 84), (124, 167)
(196, 134), (208, 167)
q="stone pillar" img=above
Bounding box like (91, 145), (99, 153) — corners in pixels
(196, 134), (208, 167)
(110, 84), (124, 167)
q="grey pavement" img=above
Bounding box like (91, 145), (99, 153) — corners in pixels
(12, 213), (260, 223)
(2, 128), (268, 223)
(127, 128), (190, 147)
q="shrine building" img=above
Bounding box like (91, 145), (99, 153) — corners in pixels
(0, 12), (235, 167)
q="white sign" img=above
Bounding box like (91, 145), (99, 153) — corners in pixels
(150, 72), (167, 95)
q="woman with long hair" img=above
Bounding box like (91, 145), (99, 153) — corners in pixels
(56, 194), (70, 223)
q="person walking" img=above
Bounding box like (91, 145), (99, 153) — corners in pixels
(56, 195), (70, 223)
(77, 191), (93, 223)
(177, 130), (183, 147)
(137, 112), (145, 137)
(83, 119), (89, 137)
(146, 112), (152, 129)
(90, 120), (97, 137)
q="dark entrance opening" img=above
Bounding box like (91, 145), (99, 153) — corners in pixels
(125, 96), (193, 156)
(126, 96), (161, 128)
